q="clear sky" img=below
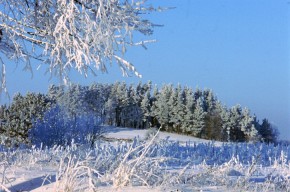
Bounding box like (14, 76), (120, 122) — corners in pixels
(1, 0), (290, 139)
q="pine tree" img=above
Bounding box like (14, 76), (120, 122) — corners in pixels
(190, 97), (206, 137)
(48, 84), (65, 102)
(105, 97), (118, 126)
(220, 105), (231, 142)
(202, 89), (222, 140)
(84, 83), (111, 124)
(203, 101), (223, 140)
(155, 84), (173, 131)
(239, 108), (259, 141)
(140, 89), (152, 128)
(259, 118), (279, 143)
(170, 85), (186, 133)
(110, 82), (123, 126)
(168, 86), (178, 131)
(182, 87), (194, 134)
(228, 105), (245, 142)
(1, 92), (51, 147)
(150, 85), (160, 128)
(203, 89), (216, 112)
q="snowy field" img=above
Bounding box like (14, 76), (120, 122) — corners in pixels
(1, 126), (290, 192)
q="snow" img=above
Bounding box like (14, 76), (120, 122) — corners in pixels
(1, 126), (290, 192)
(103, 126), (214, 144)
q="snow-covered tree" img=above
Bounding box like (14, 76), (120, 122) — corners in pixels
(259, 118), (279, 143)
(190, 97), (206, 137)
(119, 84), (143, 128)
(84, 83), (110, 123)
(220, 105), (231, 141)
(0, 0), (167, 92)
(60, 84), (86, 120)
(182, 87), (194, 133)
(203, 101), (223, 140)
(48, 84), (65, 102)
(0, 92), (50, 146)
(193, 87), (203, 104)
(169, 84), (185, 133)
(140, 89), (151, 128)
(203, 89), (216, 112)
(150, 85), (160, 127)
(104, 97), (118, 126)
(239, 108), (259, 141)
(154, 84), (173, 131)
(227, 105), (245, 141)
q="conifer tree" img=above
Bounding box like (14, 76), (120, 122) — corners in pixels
(84, 83), (110, 123)
(203, 101), (223, 140)
(182, 87), (194, 134)
(259, 118), (279, 143)
(168, 86), (178, 131)
(170, 85), (186, 133)
(239, 108), (259, 141)
(150, 85), (160, 128)
(191, 97), (206, 137)
(155, 84), (173, 131)
(105, 97), (118, 126)
(1, 92), (50, 146)
(227, 105), (245, 141)
(140, 89), (152, 128)
(220, 105), (231, 141)
(203, 89), (216, 112)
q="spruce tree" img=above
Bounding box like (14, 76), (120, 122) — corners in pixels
(1, 93), (51, 147)
(140, 89), (152, 128)
(228, 105), (245, 142)
(239, 108), (259, 141)
(150, 85), (160, 128)
(172, 85), (186, 133)
(182, 87), (194, 134)
(155, 84), (173, 131)
(259, 118), (279, 143)
(191, 97), (206, 137)
(203, 101), (223, 140)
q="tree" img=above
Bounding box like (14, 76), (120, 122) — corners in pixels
(169, 85), (185, 133)
(203, 101), (223, 140)
(140, 89), (152, 128)
(0, 0), (167, 92)
(0, 92), (51, 147)
(59, 84), (86, 121)
(84, 83), (110, 123)
(239, 108), (259, 141)
(104, 97), (118, 126)
(150, 85), (160, 128)
(202, 89), (223, 140)
(155, 84), (173, 131)
(226, 105), (245, 141)
(182, 87), (194, 134)
(203, 89), (216, 112)
(259, 118), (279, 143)
(190, 97), (206, 137)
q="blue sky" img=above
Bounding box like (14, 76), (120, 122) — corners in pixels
(1, 0), (290, 139)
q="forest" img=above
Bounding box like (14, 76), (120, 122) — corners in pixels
(0, 82), (279, 147)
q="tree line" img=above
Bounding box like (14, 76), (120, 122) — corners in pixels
(0, 82), (279, 147)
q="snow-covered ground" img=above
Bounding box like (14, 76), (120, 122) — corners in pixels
(1, 126), (290, 192)
(103, 126), (216, 144)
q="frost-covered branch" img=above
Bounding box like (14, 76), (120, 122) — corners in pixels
(0, 0), (166, 89)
